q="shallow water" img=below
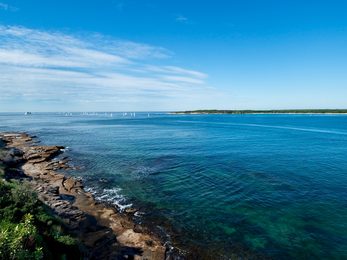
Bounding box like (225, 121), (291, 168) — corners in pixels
(1, 112), (347, 258)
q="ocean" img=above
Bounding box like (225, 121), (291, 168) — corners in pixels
(1, 112), (347, 258)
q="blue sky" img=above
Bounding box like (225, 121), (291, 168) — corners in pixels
(0, 0), (347, 111)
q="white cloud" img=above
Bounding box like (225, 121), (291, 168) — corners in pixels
(0, 25), (213, 111)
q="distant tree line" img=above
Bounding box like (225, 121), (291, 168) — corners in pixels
(174, 109), (347, 114)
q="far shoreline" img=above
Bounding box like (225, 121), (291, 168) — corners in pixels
(171, 109), (347, 115)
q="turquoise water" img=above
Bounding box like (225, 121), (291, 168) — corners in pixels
(1, 113), (347, 258)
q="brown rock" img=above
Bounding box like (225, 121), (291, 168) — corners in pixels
(63, 177), (83, 192)
(125, 208), (137, 214)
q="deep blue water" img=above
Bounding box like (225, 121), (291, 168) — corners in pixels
(1, 112), (347, 258)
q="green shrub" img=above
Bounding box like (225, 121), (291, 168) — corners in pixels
(0, 214), (43, 259)
(54, 234), (76, 246)
(0, 180), (81, 259)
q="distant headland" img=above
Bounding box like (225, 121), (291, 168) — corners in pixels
(172, 109), (347, 114)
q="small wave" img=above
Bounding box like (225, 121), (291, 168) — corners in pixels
(132, 165), (157, 178)
(60, 147), (70, 152)
(85, 186), (132, 212)
(134, 211), (145, 217)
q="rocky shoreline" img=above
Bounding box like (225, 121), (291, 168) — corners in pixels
(0, 132), (174, 259)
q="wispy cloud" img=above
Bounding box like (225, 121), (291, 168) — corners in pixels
(112, 0), (125, 11)
(175, 15), (189, 23)
(0, 2), (18, 11)
(0, 25), (213, 111)
(0, 2), (8, 10)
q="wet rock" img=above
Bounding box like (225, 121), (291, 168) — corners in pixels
(134, 224), (146, 233)
(59, 164), (70, 170)
(4, 167), (27, 179)
(47, 186), (59, 195)
(59, 159), (69, 164)
(1, 152), (25, 167)
(8, 147), (24, 157)
(125, 208), (137, 214)
(60, 193), (76, 202)
(0, 138), (5, 148)
(2, 156), (20, 167)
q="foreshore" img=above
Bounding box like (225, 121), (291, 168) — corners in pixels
(0, 132), (173, 259)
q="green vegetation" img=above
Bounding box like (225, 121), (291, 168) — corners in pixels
(0, 213), (43, 259)
(0, 179), (81, 259)
(0, 148), (81, 259)
(174, 109), (347, 114)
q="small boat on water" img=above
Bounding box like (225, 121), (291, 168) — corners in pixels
(24, 112), (32, 115)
